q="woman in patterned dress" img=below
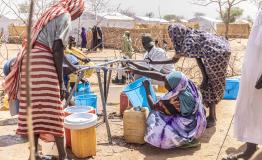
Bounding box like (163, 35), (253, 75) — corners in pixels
(127, 67), (206, 149)
(148, 24), (231, 128)
(4, 0), (85, 159)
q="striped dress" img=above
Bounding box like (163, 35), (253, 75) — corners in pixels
(17, 13), (71, 138)
(17, 42), (64, 137)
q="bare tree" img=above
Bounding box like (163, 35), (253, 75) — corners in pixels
(119, 8), (136, 17)
(251, 0), (262, 9)
(145, 12), (154, 18)
(192, 0), (248, 39)
(194, 12), (206, 18)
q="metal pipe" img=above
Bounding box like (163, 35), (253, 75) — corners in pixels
(96, 70), (112, 144)
(78, 59), (148, 72)
(106, 64), (113, 102)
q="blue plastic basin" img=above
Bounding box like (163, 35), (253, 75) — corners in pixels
(123, 77), (157, 110)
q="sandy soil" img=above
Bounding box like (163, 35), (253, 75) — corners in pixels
(1, 39), (262, 160)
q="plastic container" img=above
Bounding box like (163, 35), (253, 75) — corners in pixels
(64, 106), (96, 147)
(120, 92), (132, 115)
(224, 77), (240, 100)
(77, 82), (91, 93)
(123, 108), (148, 144)
(75, 93), (97, 111)
(64, 113), (97, 158)
(123, 77), (157, 110)
(157, 85), (167, 93)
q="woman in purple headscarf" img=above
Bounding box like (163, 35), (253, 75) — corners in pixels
(81, 27), (87, 50)
(128, 66), (206, 149)
(148, 24), (231, 128)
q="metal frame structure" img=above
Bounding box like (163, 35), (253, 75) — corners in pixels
(64, 58), (147, 144)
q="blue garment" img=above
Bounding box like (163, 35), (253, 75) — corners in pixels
(63, 54), (78, 67)
(3, 58), (15, 76)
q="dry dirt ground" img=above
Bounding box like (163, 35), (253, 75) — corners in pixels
(1, 39), (262, 160)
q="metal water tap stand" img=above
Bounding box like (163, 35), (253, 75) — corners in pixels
(64, 59), (148, 144)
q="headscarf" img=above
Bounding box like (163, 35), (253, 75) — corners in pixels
(4, 0), (85, 100)
(168, 24), (191, 54)
(162, 71), (196, 116)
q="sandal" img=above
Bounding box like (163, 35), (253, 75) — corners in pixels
(222, 151), (256, 160)
(178, 139), (201, 149)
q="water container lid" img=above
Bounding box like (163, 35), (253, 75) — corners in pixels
(226, 76), (240, 82)
(64, 106), (93, 114)
(64, 113), (97, 129)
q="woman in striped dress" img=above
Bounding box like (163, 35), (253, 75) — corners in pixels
(4, 0), (85, 159)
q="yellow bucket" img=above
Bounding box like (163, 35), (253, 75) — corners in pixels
(64, 113), (97, 158)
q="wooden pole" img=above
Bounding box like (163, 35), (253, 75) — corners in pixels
(26, 0), (35, 159)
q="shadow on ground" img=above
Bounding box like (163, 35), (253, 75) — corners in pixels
(0, 135), (27, 147)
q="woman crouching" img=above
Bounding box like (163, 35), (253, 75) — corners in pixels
(129, 67), (206, 149)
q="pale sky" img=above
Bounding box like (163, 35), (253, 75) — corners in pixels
(110, 0), (258, 19)
(11, 0), (259, 20)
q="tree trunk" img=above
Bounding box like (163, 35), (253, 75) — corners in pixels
(225, 6), (231, 40)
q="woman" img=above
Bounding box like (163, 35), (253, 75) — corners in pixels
(112, 31), (134, 84)
(148, 24), (231, 128)
(81, 27), (87, 50)
(128, 66), (206, 149)
(4, 0), (85, 159)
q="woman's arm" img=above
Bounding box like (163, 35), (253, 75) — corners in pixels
(150, 55), (180, 65)
(53, 40), (67, 100)
(143, 80), (155, 110)
(129, 66), (166, 81)
(129, 61), (150, 71)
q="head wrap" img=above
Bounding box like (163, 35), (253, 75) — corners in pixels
(168, 24), (191, 54)
(163, 71), (196, 116)
(4, 0), (85, 100)
(60, 0), (85, 20)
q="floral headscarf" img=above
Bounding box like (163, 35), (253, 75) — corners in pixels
(168, 24), (191, 54)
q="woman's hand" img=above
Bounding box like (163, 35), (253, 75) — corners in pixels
(60, 83), (67, 101)
(170, 97), (180, 112)
(145, 57), (153, 64)
(82, 58), (91, 63)
(172, 55), (181, 63)
(255, 74), (262, 89)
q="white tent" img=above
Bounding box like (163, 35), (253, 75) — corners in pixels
(189, 16), (222, 33)
(73, 11), (135, 30)
(70, 11), (135, 44)
(134, 16), (169, 24)
(0, 16), (11, 42)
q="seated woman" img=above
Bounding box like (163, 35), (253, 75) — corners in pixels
(128, 66), (206, 149)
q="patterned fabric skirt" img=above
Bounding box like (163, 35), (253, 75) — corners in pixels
(144, 105), (206, 149)
(17, 42), (64, 138)
(201, 52), (231, 105)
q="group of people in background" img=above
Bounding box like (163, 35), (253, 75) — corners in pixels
(2, 0), (262, 159)
(80, 26), (104, 51)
